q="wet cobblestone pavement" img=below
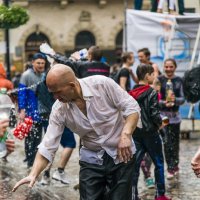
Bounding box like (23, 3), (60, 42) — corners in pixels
(1, 120), (200, 199)
(138, 134), (200, 200)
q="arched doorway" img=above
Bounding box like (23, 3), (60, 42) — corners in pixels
(65, 30), (96, 58)
(25, 32), (50, 61)
(75, 31), (96, 50)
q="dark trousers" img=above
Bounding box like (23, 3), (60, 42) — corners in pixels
(25, 121), (43, 167)
(132, 134), (165, 199)
(151, 0), (158, 12)
(178, 0), (185, 15)
(161, 123), (180, 171)
(79, 153), (135, 200)
(134, 0), (143, 10)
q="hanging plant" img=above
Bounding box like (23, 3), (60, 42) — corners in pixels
(0, 5), (29, 29)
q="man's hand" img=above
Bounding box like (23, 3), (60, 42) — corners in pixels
(0, 119), (9, 137)
(117, 133), (133, 163)
(191, 148), (200, 177)
(12, 152), (49, 192)
(12, 175), (36, 192)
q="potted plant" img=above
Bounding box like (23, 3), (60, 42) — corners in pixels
(0, 5), (29, 29)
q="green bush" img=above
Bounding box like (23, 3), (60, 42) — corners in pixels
(0, 5), (29, 29)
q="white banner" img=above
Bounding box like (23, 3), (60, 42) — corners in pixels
(125, 10), (200, 77)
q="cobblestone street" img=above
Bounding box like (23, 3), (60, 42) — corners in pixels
(1, 120), (200, 199)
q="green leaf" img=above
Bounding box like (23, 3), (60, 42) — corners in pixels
(0, 5), (29, 29)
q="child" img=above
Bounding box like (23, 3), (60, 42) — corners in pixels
(129, 64), (171, 200)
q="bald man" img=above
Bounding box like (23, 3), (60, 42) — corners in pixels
(13, 64), (141, 200)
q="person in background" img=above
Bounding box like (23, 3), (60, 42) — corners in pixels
(13, 64), (140, 200)
(18, 53), (47, 168)
(117, 52), (138, 91)
(138, 48), (160, 78)
(177, 0), (185, 15)
(52, 45), (110, 78)
(158, 58), (185, 180)
(129, 64), (171, 200)
(137, 47), (161, 189)
(0, 63), (14, 91)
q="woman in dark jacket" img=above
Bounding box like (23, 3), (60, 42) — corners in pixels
(158, 58), (185, 180)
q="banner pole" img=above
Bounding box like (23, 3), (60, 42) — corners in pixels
(189, 24), (200, 69)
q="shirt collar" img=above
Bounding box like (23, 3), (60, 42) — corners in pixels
(78, 79), (93, 100)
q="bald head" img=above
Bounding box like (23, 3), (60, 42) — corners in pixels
(46, 64), (76, 89)
(46, 64), (81, 103)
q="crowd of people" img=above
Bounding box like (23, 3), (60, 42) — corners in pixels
(0, 41), (199, 200)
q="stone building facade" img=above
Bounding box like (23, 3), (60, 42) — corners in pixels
(0, 0), (200, 72)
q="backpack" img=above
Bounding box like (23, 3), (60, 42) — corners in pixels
(183, 65), (200, 103)
(36, 74), (55, 115)
(110, 69), (121, 83)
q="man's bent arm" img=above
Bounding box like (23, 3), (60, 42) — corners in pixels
(122, 112), (139, 136)
(118, 112), (139, 163)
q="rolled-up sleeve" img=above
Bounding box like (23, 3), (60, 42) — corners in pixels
(38, 102), (65, 162)
(104, 78), (141, 127)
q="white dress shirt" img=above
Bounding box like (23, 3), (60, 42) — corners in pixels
(38, 75), (141, 165)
